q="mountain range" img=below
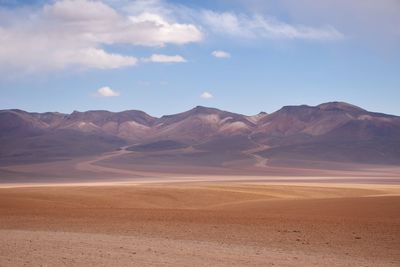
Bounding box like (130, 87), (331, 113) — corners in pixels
(1, 102), (400, 168)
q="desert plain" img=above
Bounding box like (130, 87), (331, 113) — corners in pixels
(1, 165), (400, 266)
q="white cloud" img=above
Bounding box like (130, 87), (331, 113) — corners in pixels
(212, 50), (231, 59)
(97, 86), (120, 97)
(200, 91), (213, 99)
(58, 48), (138, 69)
(0, 0), (202, 73)
(127, 13), (202, 46)
(143, 54), (187, 63)
(201, 11), (343, 41)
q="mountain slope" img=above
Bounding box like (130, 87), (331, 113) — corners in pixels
(254, 102), (400, 164)
(150, 106), (256, 143)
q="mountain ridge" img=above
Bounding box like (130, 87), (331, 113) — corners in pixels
(1, 101), (400, 167)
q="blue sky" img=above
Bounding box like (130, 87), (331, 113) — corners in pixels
(0, 0), (399, 116)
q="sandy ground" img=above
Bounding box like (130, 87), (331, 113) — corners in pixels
(0, 182), (400, 266)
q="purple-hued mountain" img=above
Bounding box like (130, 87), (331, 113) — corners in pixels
(1, 102), (400, 166)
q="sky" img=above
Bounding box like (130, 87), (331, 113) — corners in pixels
(0, 0), (399, 117)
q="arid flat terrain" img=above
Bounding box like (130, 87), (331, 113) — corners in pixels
(1, 144), (400, 266)
(1, 181), (399, 266)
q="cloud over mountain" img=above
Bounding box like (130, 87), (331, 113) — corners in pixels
(200, 92), (213, 99)
(143, 54), (187, 63)
(212, 51), (231, 59)
(97, 86), (120, 97)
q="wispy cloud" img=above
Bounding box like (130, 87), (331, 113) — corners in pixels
(118, 0), (344, 41)
(222, 0), (400, 47)
(143, 54), (187, 63)
(212, 50), (231, 59)
(201, 11), (343, 41)
(200, 91), (213, 99)
(97, 86), (120, 97)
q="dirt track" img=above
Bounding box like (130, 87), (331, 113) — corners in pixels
(74, 146), (139, 176)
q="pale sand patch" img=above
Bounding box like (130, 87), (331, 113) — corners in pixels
(1, 174), (400, 189)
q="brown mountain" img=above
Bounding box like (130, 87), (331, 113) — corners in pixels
(1, 102), (400, 167)
(58, 110), (156, 140)
(150, 106), (256, 143)
(253, 102), (400, 165)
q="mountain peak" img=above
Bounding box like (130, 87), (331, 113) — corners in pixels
(190, 106), (219, 114)
(318, 102), (366, 113)
(277, 104), (313, 114)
